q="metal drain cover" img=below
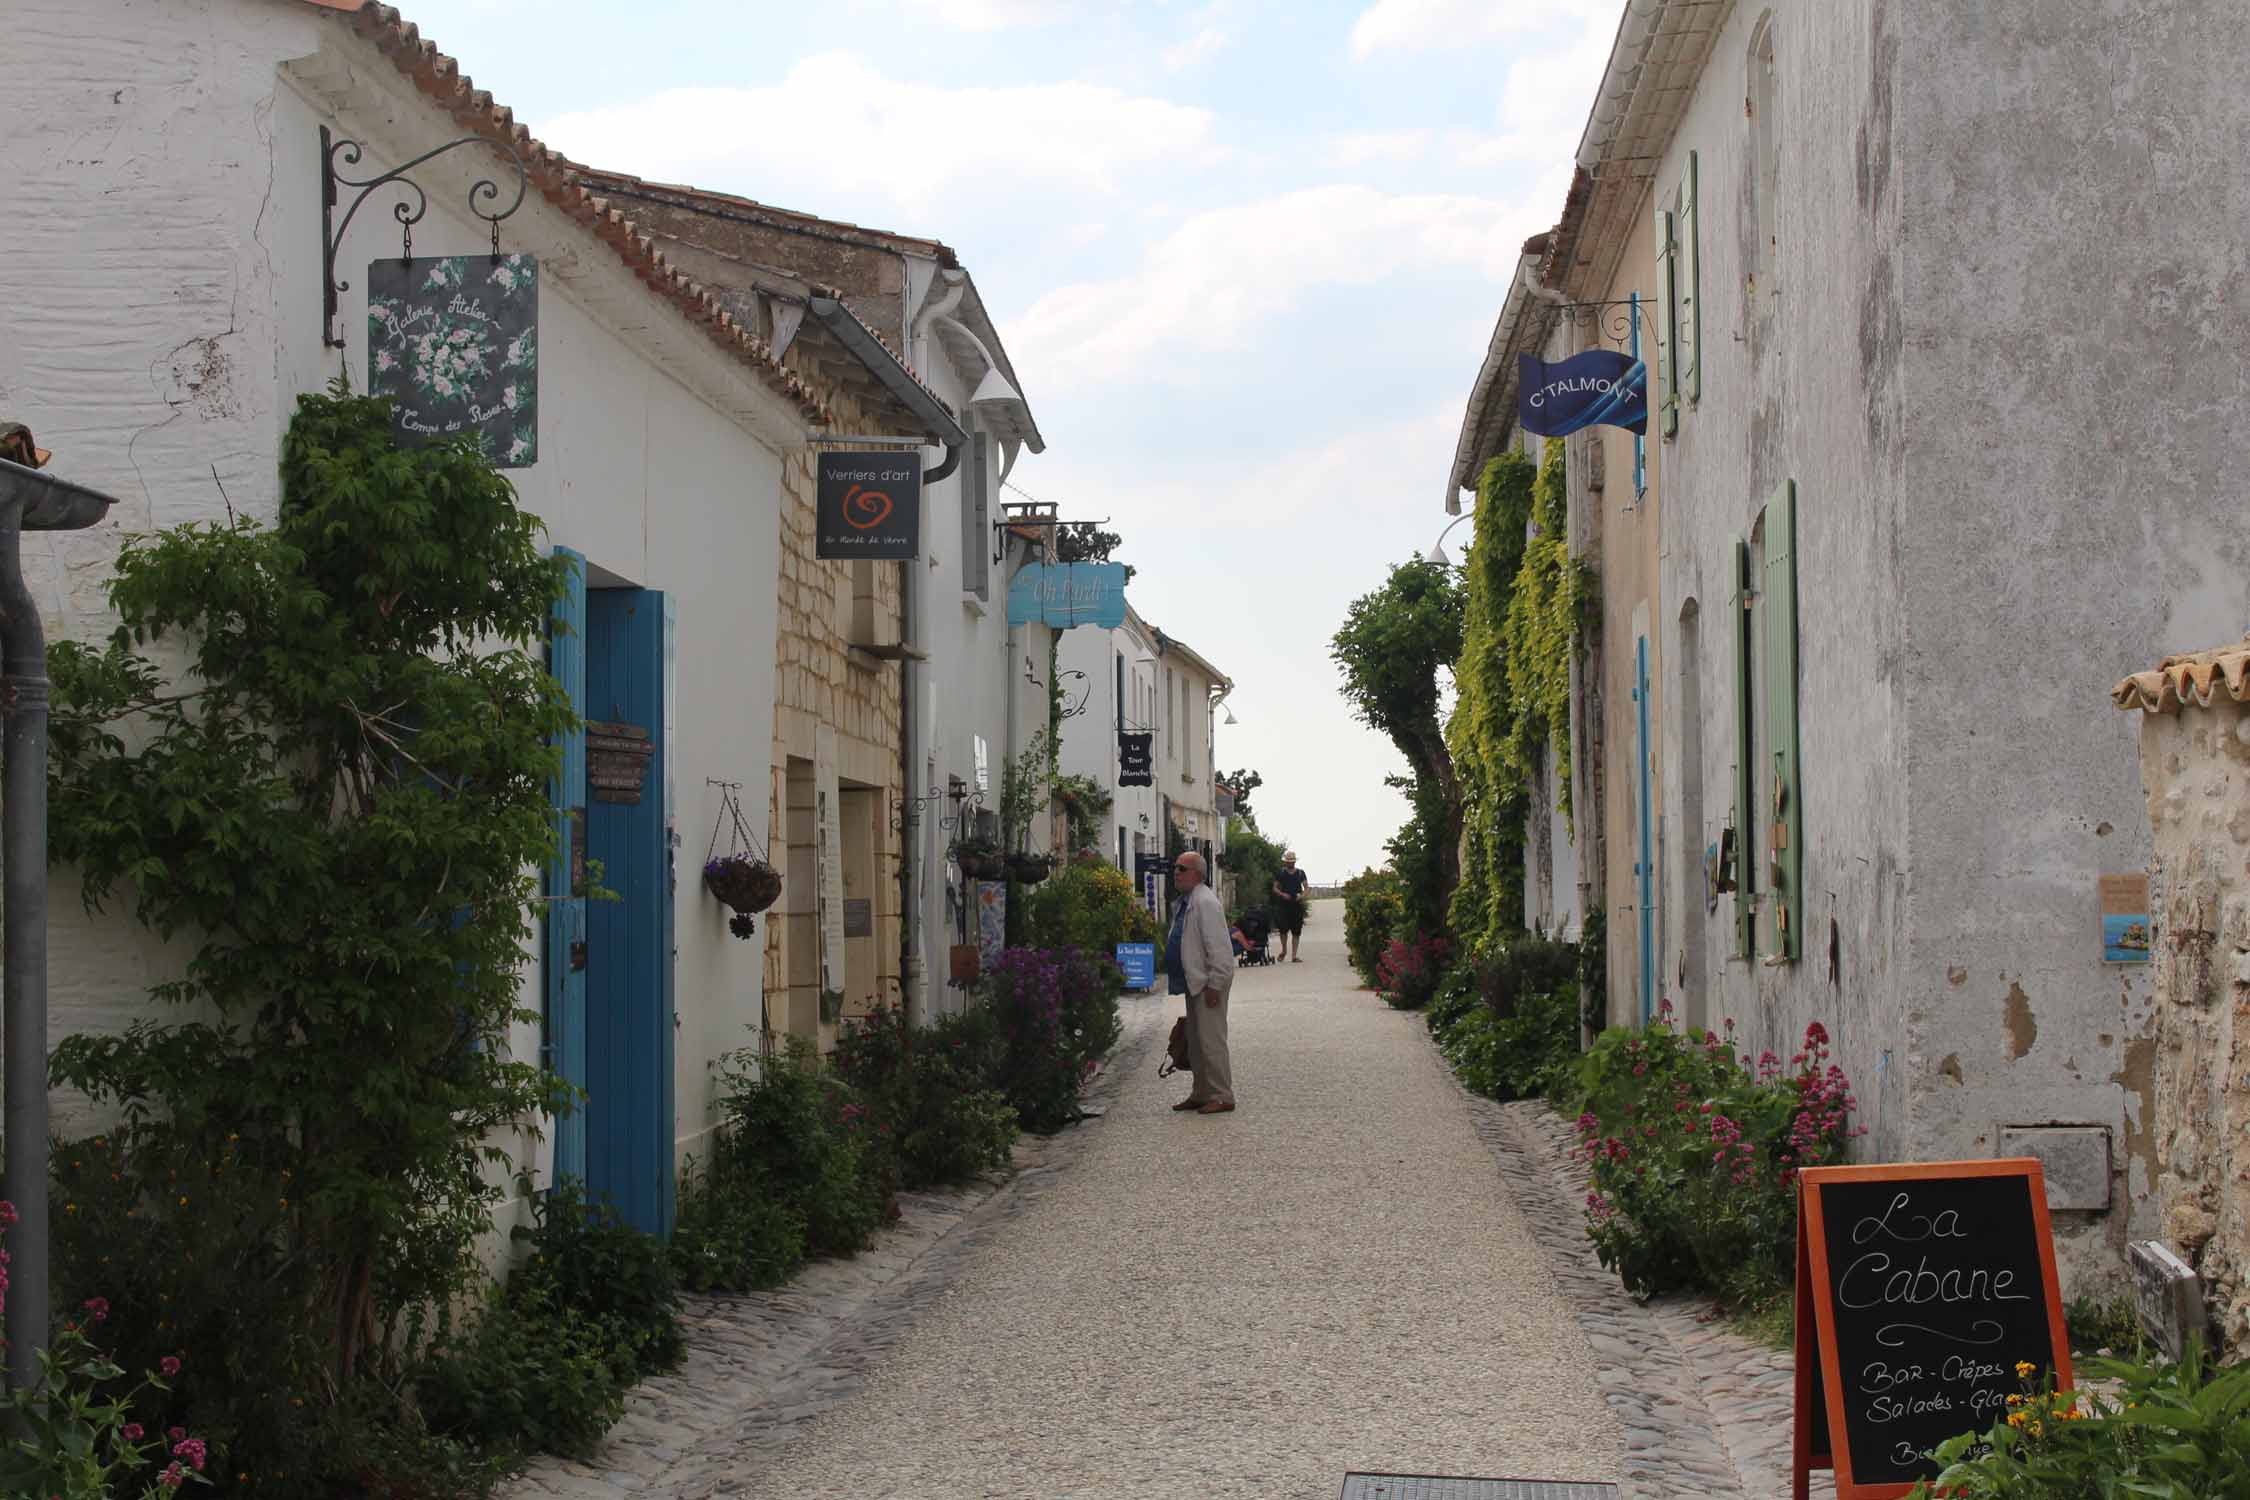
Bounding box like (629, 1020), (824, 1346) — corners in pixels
(1340, 1477), (1620, 1500)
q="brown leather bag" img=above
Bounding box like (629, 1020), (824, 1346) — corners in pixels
(1159, 1015), (1192, 1077)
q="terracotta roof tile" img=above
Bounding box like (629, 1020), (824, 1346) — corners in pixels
(336, 3), (836, 426)
(2112, 636), (2250, 714)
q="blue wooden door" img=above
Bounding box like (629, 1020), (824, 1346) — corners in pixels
(1635, 634), (1656, 1021)
(584, 588), (675, 1236)
(546, 549), (588, 1186)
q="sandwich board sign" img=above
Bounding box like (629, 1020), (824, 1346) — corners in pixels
(1793, 1159), (2072, 1499)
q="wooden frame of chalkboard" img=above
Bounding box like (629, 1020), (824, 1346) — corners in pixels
(1793, 1160), (2073, 1499)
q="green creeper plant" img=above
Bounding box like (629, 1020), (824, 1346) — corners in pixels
(44, 383), (574, 1384)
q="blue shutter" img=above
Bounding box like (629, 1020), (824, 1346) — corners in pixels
(963, 433), (991, 600)
(1656, 207), (1680, 439)
(546, 547), (588, 1186)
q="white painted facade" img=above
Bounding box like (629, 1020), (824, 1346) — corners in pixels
(1, 0), (815, 1237)
(1057, 605), (1168, 886)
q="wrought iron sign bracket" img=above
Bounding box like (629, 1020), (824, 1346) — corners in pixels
(1549, 297), (1661, 354)
(320, 124), (530, 349)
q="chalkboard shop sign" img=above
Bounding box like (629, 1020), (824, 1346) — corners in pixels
(368, 254), (538, 467)
(1793, 1160), (2073, 1499)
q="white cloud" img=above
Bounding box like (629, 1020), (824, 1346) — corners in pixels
(1164, 24), (1230, 70)
(1348, 0), (1614, 59)
(1329, 129), (1435, 166)
(538, 53), (1217, 219)
(900, 0), (1073, 30)
(1005, 184), (1542, 385)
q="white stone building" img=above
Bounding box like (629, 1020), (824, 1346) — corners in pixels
(0, 0), (952, 1238)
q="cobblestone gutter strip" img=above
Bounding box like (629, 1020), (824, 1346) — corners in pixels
(501, 1009), (1161, 1500)
(1431, 1027), (1837, 1500)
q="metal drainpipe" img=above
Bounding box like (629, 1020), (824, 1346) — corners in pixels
(0, 456), (117, 1392)
(897, 439), (961, 1029)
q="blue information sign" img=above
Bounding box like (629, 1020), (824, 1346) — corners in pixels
(1114, 942), (1157, 991)
(1007, 562), (1128, 629)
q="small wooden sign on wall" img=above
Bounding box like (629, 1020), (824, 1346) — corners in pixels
(585, 721), (654, 804)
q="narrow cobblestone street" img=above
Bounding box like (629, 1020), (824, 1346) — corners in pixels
(509, 903), (1637, 1498)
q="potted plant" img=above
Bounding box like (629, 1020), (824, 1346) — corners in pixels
(704, 853), (783, 915)
(1005, 851), (1052, 884)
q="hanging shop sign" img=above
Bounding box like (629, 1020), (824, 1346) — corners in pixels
(1006, 562), (1128, 629)
(1792, 1160), (2071, 1499)
(1516, 348), (1647, 437)
(368, 254), (539, 466)
(816, 451), (921, 560)
(1118, 731), (1154, 786)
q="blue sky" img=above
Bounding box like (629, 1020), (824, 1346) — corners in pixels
(408, 0), (1617, 879)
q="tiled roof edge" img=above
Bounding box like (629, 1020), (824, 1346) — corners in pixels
(339, 3), (838, 427)
(2112, 637), (2250, 714)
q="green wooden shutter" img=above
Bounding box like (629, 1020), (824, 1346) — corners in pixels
(1683, 151), (1702, 406)
(1730, 535), (1755, 959)
(1656, 207), (1680, 439)
(1764, 481), (1802, 962)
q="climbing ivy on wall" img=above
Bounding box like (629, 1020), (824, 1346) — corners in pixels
(1446, 438), (1590, 957)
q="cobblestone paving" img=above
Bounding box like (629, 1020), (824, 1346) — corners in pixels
(504, 910), (1842, 1500)
(1453, 1083), (1835, 1499)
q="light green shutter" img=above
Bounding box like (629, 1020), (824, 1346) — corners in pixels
(1683, 151), (1701, 405)
(1763, 481), (1802, 962)
(1656, 206), (1680, 439)
(1730, 535), (1755, 959)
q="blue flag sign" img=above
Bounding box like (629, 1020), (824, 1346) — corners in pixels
(1517, 349), (1647, 437)
(1006, 562), (1128, 629)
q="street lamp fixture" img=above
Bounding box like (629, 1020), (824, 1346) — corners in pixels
(1424, 513), (1473, 566)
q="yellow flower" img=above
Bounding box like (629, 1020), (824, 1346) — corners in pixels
(2006, 1394), (2024, 1406)
(2015, 1360), (2036, 1378)
(2029, 1422), (2044, 1438)
(2008, 1412), (2028, 1428)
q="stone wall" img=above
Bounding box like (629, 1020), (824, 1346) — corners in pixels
(2121, 640), (2250, 1348)
(764, 384), (906, 1049)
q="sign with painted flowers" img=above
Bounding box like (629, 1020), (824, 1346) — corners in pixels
(367, 253), (538, 467)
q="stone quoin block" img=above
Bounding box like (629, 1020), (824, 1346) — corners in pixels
(1999, 1125), (2113, 1212)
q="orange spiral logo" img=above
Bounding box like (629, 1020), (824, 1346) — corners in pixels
(842, 483), (893, 530)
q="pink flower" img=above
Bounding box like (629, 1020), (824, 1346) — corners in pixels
(158, 1462), (187, 1490)
(122, 1424), (144, 1442)
(82, 1297), (108, 1323)
(172, 1437), (208, 1472)
(167, 1427), (185, 1442)
(160, 1357), (181, 1378)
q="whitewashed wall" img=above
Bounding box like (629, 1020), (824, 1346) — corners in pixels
(1, 0), (793, 1238)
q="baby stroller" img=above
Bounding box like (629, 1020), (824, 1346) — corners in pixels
(1232, 906), (1275, 966)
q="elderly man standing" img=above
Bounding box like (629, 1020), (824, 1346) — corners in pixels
(1166, 850), (1237, 1114)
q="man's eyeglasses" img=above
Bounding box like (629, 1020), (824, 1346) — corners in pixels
(1172, 863), (1191, 872)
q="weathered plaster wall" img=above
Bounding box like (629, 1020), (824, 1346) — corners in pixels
(1896, 0), (2250, 1278)
(1650, 0), (1915, 1174)
(2131, 690), (2250, 1347)
(1056, 613), (1163, 874)
(1, 0), (798, 1211)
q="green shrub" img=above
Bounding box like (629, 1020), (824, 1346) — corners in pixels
(1440, 981), (1580, 1102)
(831, 1004), (1019, 1189)
(1424, 963), (1482, 1038)
(714, 1041), (890, 1259)
(1576, 1014), (1861, 1305)
(669, 1155), (807, 1294)
(1022, 854), (1158, 952)
(1222, 822), (1289, 925)
(1373, 931), (1451, 1009)
(1343, 868), (1405, 985)
(2063, 1292), (2141, 1354)
(511, 1179), (682, 1377)
(414, 1290), (637, 1463)
(1912, 1342), (2250, 1499)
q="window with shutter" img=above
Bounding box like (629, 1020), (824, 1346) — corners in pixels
(1763, 481), (1802, 961)
(1630, 291), (1647, 494)
(1730, 535), (1756, 960)
(962, 432), (991, 600)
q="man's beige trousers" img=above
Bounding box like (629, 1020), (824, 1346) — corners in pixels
(1185, 989), (1234, 1105)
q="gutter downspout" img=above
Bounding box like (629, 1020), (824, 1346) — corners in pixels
(899, 269), (965, 1025)
(0, 454), (116, 1393)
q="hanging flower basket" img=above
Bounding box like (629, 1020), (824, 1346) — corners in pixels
(954, 842), (1006, 880)
(704, 854), (783, 915)
(1005, 853), (1052, 885)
